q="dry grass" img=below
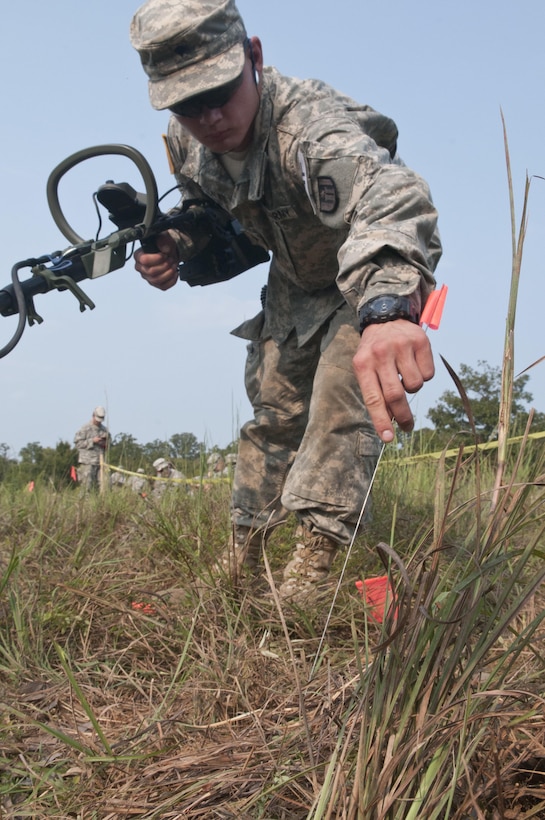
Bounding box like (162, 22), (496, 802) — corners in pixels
(1, 461), (545, 819)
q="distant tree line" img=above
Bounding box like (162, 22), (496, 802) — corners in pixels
(404, 360), (545, 454)
(1, 362), (543, 489)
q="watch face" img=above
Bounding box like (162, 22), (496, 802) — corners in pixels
(376, 296), (399, 315)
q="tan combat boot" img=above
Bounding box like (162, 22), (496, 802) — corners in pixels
(277, 526), (338, 606)
(216, 526), (264, 585)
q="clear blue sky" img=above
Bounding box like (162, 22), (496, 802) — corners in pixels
(1, 0), (544, 457)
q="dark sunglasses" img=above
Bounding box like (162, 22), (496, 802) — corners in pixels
(169, 72), (244, 118)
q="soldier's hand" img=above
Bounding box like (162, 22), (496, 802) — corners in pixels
(134, 232), (179, 291)
(353, 320), (434, 442)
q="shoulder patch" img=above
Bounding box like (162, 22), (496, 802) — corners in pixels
(317, 176), (338, 213)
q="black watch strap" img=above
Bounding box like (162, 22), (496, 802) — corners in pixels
(358, 294), (420, 335)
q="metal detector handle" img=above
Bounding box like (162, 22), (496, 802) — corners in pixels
(46, 144), (159, 245)
(140, 237), (160, 253)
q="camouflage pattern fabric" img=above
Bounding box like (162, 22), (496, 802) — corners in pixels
(153, 468), (185, 499)
(166, 67), (441, 347)
(128, 471), (148, 493)
(157, 60), (441, 545)
(130, 0), (247, 110)
(231, 303), (381, 545)
(74, 421), (109, 465)
(76, 463), (100, 492)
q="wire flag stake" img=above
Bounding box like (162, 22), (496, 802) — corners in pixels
(310, 285), (448, 680)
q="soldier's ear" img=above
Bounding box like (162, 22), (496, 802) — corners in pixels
(247, 36), (263, 76)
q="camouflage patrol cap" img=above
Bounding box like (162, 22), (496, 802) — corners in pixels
(153, 457), (169, 472)
(130, 0), (247, 110)
(94, 406), (106, 419)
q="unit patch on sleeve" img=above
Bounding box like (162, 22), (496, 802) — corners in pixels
(317, 176), (338, 213)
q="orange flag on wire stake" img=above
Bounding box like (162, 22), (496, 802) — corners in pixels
(353, 289), (447, 626)
(70, 466), (78, 482)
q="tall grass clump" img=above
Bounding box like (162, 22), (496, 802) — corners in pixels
(308, 119), (545, 818)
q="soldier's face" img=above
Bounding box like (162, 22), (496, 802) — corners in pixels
(172, 45), (262, 154)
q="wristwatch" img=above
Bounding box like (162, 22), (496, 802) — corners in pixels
(358, 294), (420, 335)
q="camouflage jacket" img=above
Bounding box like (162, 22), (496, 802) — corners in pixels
(165, 66), (442, 345)
(74, 421), (109, 465)
(152, 468), (185, 497)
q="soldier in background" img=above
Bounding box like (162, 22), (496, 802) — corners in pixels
(206, 452), (225, 478)
(110, 465), (126, 489)
(224, 453), (237, 475)
(74, 406), (110, 491)
(207, 452), (237, 479)
(128, 467), (149, 494)
(152, 457), (185, 498)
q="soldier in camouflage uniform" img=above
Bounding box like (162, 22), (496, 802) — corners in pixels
(130, 0), (442, 604)
(152, 457), (186, 498)
(128, 467), (148, 494)
(74, 406), (109, 491)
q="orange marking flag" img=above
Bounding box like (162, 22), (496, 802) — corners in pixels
(131, 601), (157, 616)
(355, 575), (397, 623)
(419, 284), (448, 330)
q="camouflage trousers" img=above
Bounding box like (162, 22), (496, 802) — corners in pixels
(231, 302), (382, 546)
(77, 463), (100, 491)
